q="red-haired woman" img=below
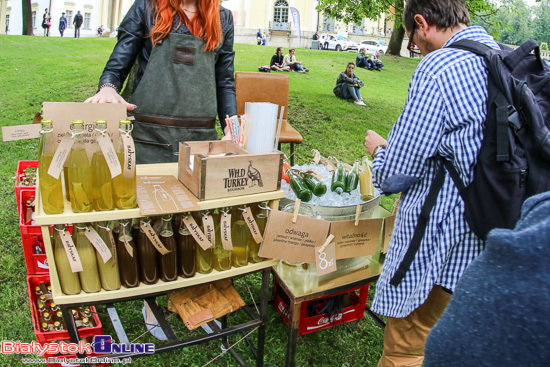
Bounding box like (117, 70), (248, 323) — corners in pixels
(85, 0), (236, 163)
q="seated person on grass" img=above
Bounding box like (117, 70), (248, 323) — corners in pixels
(356, 49), (379, 71)
(333, 62), (365, 106)
(270, 47), (291, 71)
(371, 50), (384, 70)
(284, 49), (309, 73)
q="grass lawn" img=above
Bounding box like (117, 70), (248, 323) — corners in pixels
(0, 35), (419, 367)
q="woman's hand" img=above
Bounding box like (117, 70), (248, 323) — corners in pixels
(221, 125), (232, 141)
(84, 87), (136, 111)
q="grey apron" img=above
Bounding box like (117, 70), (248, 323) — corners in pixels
(130, 33), (219, 164)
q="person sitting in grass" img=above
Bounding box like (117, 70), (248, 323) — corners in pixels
(284, 49), (309, 73)
(356, 48), (380, 71)
(270, 47), (291, 71)
(372, 50), (384, 70)
(333, 62), (365, 106)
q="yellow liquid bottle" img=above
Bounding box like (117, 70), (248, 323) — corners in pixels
(249, 202), (268, 263)
(91, 120), (115, 211)
(231, 206), (249, 268)
(94, 221), (121, 291)
(112, 120), (137, 209)
(195, 211), (213, 274)
(213, 207), (232, 271)
(67, 120), (93, 213)
(72, 225), (101, 293)
(38, 120), (64, 214)
(360, 156), (375, 201)
(52, 224), (81, 295)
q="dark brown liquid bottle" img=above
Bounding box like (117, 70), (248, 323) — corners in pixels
(176, 214), (196, 278)
(116, 219), (140, 288)
(158, 215), (178, 282)
(137, 217), (159, 285)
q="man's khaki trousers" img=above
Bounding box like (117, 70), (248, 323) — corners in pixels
(377, 285), (451, 367)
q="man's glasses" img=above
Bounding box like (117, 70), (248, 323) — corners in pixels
(407, 22), (422, 54)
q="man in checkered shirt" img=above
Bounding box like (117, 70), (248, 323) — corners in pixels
(364, 1), (499, 366)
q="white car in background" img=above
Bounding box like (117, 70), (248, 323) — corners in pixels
(358, 40), (388, 54)
(320, 34), (358, 52)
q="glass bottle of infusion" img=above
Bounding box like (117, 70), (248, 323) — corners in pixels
(231, 206), (250, 267)
(67, 120), (93, 213)
(52, 224), (81, 295)
(91, 120), (115, 211)
(112, 120), (137, 209)
(72, 224), (101, 293)
(38, 119), (64, 214)
(213, 207), (232, 271)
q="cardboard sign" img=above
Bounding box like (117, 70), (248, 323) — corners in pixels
(1, 124), (41, 141)
(220, 213), (233, 250)
(381, 215), (396, 254)
(84, 226), (112, 264)
(42, 102), (126, 160)
(329, 218), (384, 259)
(136, 175), (200, 215)
(259, 210), (330, 264)
(59, 230), (83, 273)
(315, 242), (337, 276)
(97, 134), (122, 178)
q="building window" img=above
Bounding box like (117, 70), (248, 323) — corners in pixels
(66, 10), (73, 28)
(353, 19), (366, 34)
(84, 12), (91, 29)
(32, 11), (36, 28)
(273, 0), (289, 31)
(322, 16), (335, 33)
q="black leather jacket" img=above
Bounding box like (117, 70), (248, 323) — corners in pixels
(98, 0), (236, 128)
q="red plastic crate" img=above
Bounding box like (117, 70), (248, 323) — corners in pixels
(273, 279), (369, 335)
(22, 233), (50, 275)
(27, 275), (104, 344)
(15, 160), (38, 208)
(19, 189), (42, 236)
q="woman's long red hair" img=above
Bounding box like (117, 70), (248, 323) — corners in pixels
(151, 0), (222, 51)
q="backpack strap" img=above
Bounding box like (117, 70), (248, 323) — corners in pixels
(502, 40), (544, 72)
(447, 39), (494, 57)
(389, 157), (447, 287)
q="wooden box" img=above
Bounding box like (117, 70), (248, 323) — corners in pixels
(178, 141), (283, 201)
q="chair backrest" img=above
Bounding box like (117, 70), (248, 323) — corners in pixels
(235, 72), (289, 120)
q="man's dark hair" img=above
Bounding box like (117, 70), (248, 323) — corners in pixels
(289, 48), (295, 52)
(403, 0), (470, 32)
(276, 46), (283, 53)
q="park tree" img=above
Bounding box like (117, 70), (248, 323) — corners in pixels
(22, 0), (33, 35)
(533, 0), (550, 46)
(471, 0), (532, 45)
(316, 0), (509, 56)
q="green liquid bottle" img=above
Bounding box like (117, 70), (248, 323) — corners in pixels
(91, 120), (115, 211)
(288, 170), (313, 202)
(248, 202), (268, 263)
(213, 207), (232, 271)
(331, 162), (346, 194)
(38, 120), (64, 214)
(232, 206), (250, 267)
(67, 120), (93, 213)
(53, 224), (81, 295)
(344, 161), (360, 193)
(302, 173), (327, 197)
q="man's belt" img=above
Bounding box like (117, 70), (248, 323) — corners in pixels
(131, 113), (216, 129)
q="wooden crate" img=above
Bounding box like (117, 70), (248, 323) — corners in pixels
(178, 141), (283, 201)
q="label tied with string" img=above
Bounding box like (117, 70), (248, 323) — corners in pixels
(202, 214), (215, 246)
(315, 235), (337, 276)
(97, 134), (122, 178)
(303, 168), (324, 181)
(48, 135), (75, 179)
(59, 230), (83, 273)
(313, 150), (321, 164)
(84, 226), (112, 264)
(182, 216), (213, 250)
(140, 221), (170, 255)
(121, 225), (134, 257)
(120, 134), (135, 178)
(242, 208), (263, 244)
(220, 212), (233, 250)
(105, 226), (117, 267)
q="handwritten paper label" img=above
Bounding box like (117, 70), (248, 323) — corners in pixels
(313, 150), (321, 164)
(183, 215), (213, 250)
(121, 134), (135, 178)
(106, 227), (117, 267)
(59, 230), (83, 273)
(382, 215), (396, 254)
(202, 214), (216, 246)
(121, 226), (134, 257)
(48, 135), (74, 179)
(140, 221), (170, 255)
(97, 135), (122, 178)
(242, 208), (263, 244)
(329, 218), (383, 259)
(84, 226), (112, 264)
(315, 242), (337, 276)
(2, 124), (42, 142)
(221, 213), (233, 250)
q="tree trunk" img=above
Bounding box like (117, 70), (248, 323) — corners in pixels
(21, 0), (33, 35)
(387, 22), (405, 56)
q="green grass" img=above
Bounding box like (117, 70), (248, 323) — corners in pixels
(0, 35), (419, 366)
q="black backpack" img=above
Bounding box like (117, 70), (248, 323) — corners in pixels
(390, 40), (550, 287)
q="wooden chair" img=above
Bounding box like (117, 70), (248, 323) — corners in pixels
(235, 72), (303, 165)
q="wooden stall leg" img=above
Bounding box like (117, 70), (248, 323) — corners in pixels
(285, 300), (301, 367)
(255, 268), (270, 367)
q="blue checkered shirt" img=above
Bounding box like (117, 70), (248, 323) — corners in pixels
(371, 27), (499, 318)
